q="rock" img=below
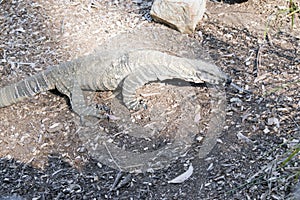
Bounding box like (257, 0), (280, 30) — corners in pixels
(150, 0), (206, 34)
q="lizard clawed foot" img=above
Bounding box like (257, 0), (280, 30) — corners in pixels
(78, 104), (115, 126)
(95, 104), (120, 121)
(127, 99), (148, 111)
(95, 104), (111, 113)
(79, 112), (119, 126)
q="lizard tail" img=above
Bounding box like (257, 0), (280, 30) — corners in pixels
(0, 70), (55, 107)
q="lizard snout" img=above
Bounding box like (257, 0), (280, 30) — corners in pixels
(195, 70), (230, 85)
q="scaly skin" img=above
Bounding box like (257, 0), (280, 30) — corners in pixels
(0, 49), (230, 118)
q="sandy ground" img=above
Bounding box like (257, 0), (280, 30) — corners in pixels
(0, 0), (299, 199)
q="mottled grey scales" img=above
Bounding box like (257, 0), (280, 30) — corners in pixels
(0, 27), (229, 119)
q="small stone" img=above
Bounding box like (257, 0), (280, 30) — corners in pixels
(245, 60), (251, 66)
(107, 138), (114, 143)
(196, 136), (204, 142)
(77, 146), (86, 153)
(267, 117), (280, 128)
(47, 123), (63, 133)
(230, 97), (242, 104)
(263, 127), (270, 134)
(147, 168), (155, 173)
(150, 0), (206, 34)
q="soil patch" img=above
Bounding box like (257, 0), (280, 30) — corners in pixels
(0, 0), (299, 199)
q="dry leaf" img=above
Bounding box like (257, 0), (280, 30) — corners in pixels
(168, 164), (193, 184)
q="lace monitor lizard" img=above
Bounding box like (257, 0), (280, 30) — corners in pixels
(0, 49), (230, 119)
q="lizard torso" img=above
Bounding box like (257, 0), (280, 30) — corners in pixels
(0, 28), (230, 119)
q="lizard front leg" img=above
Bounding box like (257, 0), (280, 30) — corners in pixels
(122, 67), (159, 110)
(70, 79), (107, 121)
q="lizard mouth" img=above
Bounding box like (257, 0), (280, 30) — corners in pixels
(196, 71), (229, 85)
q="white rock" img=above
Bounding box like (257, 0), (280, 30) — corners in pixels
(267, 117), (280, 128)
(150, 0), (206, 34)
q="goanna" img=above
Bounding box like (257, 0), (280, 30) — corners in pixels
(0, 49), (230, 119)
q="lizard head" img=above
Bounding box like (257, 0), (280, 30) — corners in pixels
(194, 61), (231, 86)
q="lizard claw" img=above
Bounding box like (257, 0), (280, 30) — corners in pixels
(96, 104), (120, 121)
(96, 104), (111, 112)
(127, 99), (147, 111)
